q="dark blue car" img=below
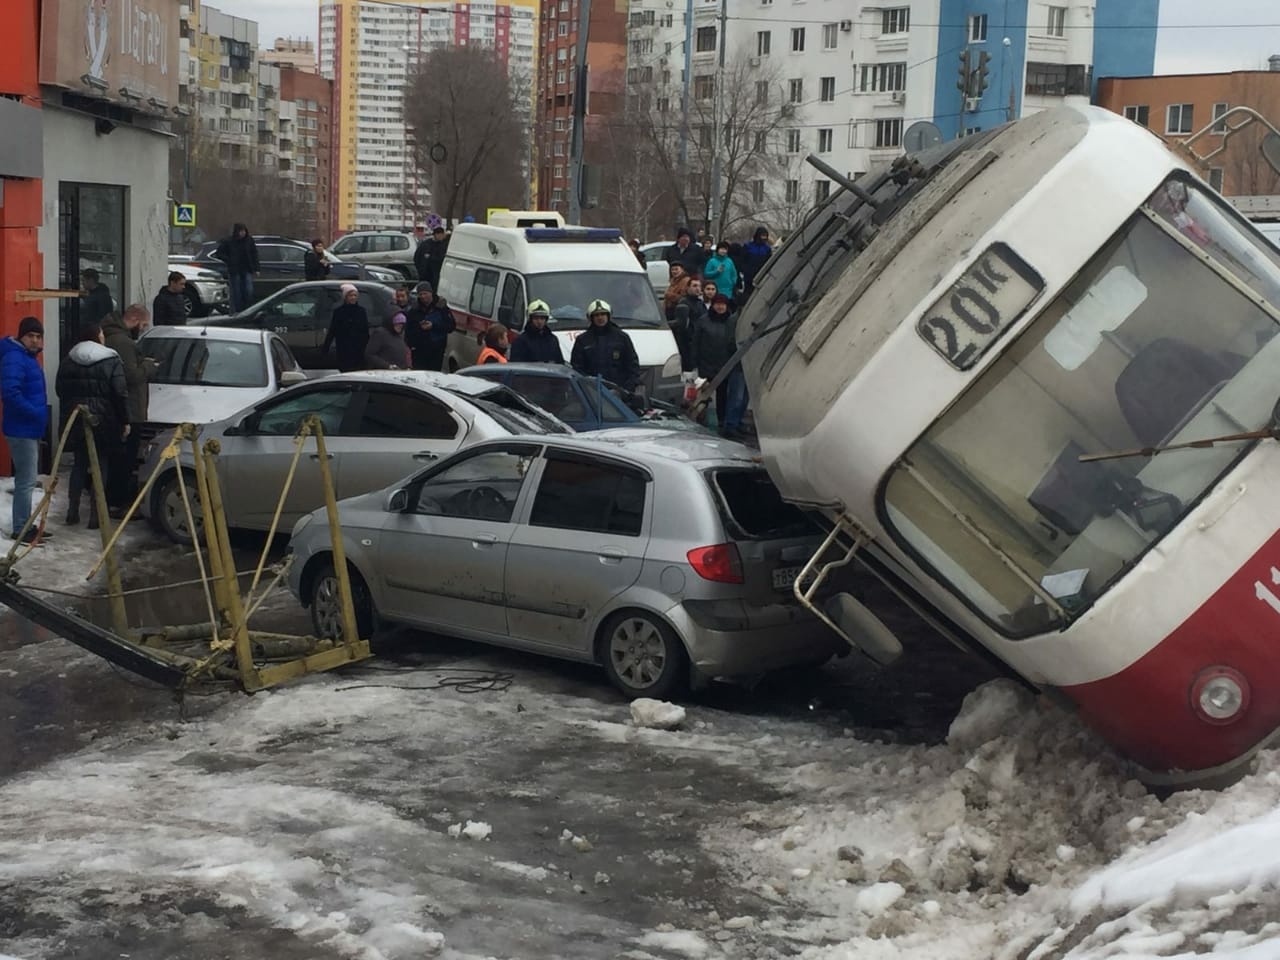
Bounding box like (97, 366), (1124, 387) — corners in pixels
(459, 363), (701, 433)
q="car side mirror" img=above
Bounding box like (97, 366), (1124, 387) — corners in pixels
(387, 488), (409, 513)
(279, 369), (308, 387)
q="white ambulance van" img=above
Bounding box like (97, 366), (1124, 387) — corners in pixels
(436, 224), (683, 401)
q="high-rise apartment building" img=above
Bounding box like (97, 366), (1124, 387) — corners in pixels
(281, 66), (335, 237)
(319, 0), (537, 233)
(195, 4), (260, 167)
(624, 0), (1159, 236)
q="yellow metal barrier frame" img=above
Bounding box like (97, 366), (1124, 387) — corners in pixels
(3, 411), (371, 693)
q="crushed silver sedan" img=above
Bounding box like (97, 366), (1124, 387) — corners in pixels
(287, 429), (844, 698)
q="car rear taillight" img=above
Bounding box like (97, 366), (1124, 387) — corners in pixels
(686, 543), (744, 584)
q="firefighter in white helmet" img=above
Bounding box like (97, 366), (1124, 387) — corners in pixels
(508, 299), (564, 364)
(570, 298), (641, 392)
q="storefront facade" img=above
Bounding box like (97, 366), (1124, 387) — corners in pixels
(36, 0), (179, 384)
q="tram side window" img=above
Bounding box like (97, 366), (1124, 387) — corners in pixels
(884, 177), (1280, 638)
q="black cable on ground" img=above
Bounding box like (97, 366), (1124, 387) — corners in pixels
(334, 666), (515, 695)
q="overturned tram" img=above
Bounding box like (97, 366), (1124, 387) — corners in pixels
(738, 104), (1280, 787)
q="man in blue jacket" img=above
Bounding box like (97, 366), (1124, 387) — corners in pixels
(0, 317), (50, 544)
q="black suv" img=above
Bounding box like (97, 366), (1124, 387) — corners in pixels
(191, 235), (402, 303)
(194, 280), (401, 369)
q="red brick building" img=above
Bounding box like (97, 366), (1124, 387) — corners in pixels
(534, 0), (627, 223)
(1097, 66), (1280, 197)
(280, 66), (335, 239)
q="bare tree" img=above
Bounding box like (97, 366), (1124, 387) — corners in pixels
(403, 47), (530, 224)
(756, 154), (815, 236)
(626, 51), (799, 240)
(173, 120), (316, 240)
(598, 107), (670, 240)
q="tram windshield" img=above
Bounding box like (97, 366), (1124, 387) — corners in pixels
(883, 175), (1280, 637)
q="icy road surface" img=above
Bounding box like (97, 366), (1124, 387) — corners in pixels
(1, 631), (1279, 959)
(2, 480), (1279, 958)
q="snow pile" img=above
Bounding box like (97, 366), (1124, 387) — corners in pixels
(630, 698), (687, 730)
(493, 861), (549, 882)
(636, 927), (710, 957)
(447, 819), (492, 841)
(946, 678), (1035, 752)
(0, 474), (167, 592)
(559, 828), (593, 852)
(705, 679), (1280, 957)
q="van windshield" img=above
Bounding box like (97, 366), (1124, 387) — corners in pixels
(527, 272), (665, 330)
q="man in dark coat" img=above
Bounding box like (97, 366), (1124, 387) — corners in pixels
(0, 317), (49, 543)
(101, 305), (157, 515)
(670, 277), (707, 372)
(55, 322), (129, 529)
(304, 239), (331, 281)
(508, 300), (564, 364)
(739, 226), (773, 303)
(663, 227), (706, 276)
(570, 299), (640, 392)
(691, 293), (745, 436)
(413, 226), (449, 286)
(404, 282), (457, 372)
(80, 269), (115, 329)
(214, 222), (260, 311)
(152, 272), (188, 326)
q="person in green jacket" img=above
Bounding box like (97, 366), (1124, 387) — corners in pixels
(702, 241), (739, 300)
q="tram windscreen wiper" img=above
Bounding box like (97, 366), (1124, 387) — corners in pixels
(1078, 424), (1278, 462)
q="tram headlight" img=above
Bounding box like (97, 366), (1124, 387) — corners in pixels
(1191, 667), (1250, 724)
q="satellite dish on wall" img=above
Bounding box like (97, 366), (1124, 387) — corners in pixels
(903, 121), (944, 154)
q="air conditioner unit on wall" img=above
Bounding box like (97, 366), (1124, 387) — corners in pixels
(749, 56), (761, 66)
(890, 90), (904, 103)
(839, 20), (853, 31)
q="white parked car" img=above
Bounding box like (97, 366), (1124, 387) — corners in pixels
(134, 325), (307, 455)
(639, 241), (674, 294)
(166, 256), (232, 318)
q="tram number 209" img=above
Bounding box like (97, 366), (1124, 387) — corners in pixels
(916, 243), (1044, 371)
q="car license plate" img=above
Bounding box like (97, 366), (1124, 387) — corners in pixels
(772, 566), (804, 590)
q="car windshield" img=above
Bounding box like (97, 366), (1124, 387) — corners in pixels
(139, 336), (268, 388)
(526, 271), (665, 330)
(452, 387), (572, 435)
(882, 175), (1280, 638)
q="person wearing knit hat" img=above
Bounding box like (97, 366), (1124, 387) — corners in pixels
(1, 317), (50, 543)
(404, 281), (456, 372)
(663, 225), (707, 276)
(323, 284), (371, 371)
(690, 293), (743, 437)
(365, 311), (412, 370)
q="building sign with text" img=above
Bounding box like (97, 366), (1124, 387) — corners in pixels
(40, 0), (180, 112)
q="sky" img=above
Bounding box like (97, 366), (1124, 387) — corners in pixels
(210, 0), (1280, 76)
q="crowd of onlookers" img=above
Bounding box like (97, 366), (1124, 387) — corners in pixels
(2, 294), (156, 545)
(639, 225), (774, 441)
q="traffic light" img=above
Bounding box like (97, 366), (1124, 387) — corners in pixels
(975, 51), (991, 95)
(957, 48), (972, 93)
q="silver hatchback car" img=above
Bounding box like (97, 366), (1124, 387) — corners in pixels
(287, 430), (844, 698)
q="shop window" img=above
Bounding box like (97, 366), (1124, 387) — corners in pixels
(58, 183), (126, 358)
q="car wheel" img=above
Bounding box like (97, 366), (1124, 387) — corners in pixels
(309, 559), (375, 640)
(600, 610), (687, 699)
(151, 469), (203, 546)
(183, 288), (200, 318)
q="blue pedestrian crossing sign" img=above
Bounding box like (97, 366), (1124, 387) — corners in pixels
(172, 203), (197, 228)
